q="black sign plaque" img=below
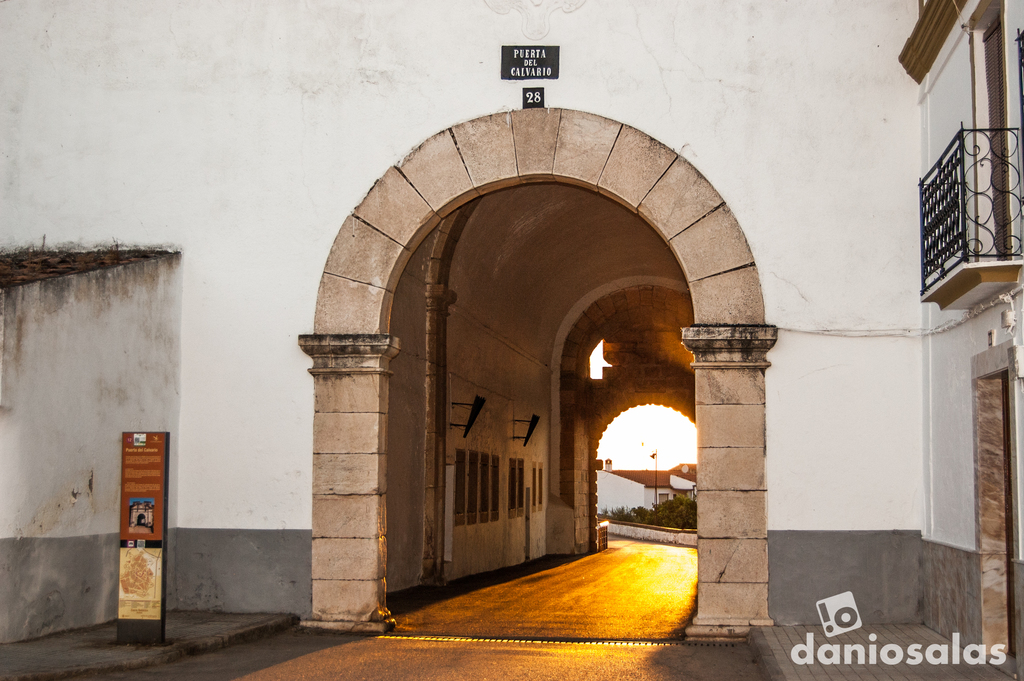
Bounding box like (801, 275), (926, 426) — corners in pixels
(523, 87), (544, 109)
(501, 46), (559, 80)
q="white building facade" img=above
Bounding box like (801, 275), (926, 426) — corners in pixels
(3, 0), (1017, 661)
(596, 469), (694, 513)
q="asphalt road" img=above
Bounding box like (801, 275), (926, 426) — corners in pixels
(85, 630), (765, 681)
(85, 539), (767, 680)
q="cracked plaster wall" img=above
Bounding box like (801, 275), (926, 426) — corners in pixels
(0, 1), (924, 535)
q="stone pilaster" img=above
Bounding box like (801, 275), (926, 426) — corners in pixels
(681, 325), (777, 639)
(422, 285), (456, 584)
(298, 333), (400, 632)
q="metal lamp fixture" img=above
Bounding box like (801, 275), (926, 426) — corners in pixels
(451, 395), (486, 438)
(513, 414), (540, 447)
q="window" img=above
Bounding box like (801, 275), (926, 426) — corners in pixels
(479, 453), (490, 522)
(508, 458), (525, 517)
(538, 466), (543, 509)
(532, 466), (537, 507)
(509, 458), (517, 514)
(455, 449), (466, 526)
(517, 458), (524, 516)
(468, 451), (479, 524)
(490, 455), (500, 521)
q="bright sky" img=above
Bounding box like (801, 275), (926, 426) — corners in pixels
(597, 405), (698, 470)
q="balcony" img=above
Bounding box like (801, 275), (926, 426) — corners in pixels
(920, 127), (1023, 309)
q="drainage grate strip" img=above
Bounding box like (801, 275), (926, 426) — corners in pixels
(376, 634), (695, 647)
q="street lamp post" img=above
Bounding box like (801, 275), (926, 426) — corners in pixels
(650, 448), (659, 523)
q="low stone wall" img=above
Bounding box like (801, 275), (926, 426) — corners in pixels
(605, 520), (697, 547)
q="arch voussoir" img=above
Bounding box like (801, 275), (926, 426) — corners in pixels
(690, 266), (766, 325)
(669, 206), (754, 283)
(597, 125), (676, 209)
(314, 275), (393, 334)
(450, 113), (518, 189)
(324, 216), (406, 290)
(398, 130), (478, 215)
(352, 166), (438, 247)
(639, 158), (724, 241)
(552, 110), (621, 186)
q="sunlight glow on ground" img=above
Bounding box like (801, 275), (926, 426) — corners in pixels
(597, 405), (698, 470)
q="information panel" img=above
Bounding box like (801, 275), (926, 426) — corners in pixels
(117, 432), (169, 644)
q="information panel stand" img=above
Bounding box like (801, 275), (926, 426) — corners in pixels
(117, 432), (169, 644)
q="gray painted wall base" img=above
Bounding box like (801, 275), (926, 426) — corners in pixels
(0, 528), (312, 643)
(167, 528), (311, 618)
(0, 533), (119, 643)
(768, 530), (922, 625)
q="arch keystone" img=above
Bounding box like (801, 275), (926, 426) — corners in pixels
(597, 125), (676, 209)
(450, 113), (518, 189)
(511, 108), (560, 177)
(398, 130), (478, 215)
(552, 110), (621, 186)
(353, 167), (438, 246)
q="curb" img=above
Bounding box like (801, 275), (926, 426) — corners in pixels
(1, 615), (298, 681)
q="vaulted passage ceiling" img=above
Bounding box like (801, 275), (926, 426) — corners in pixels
(448, 183), (687, 363)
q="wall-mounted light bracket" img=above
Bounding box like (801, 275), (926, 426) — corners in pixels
(512, 414), (540, 447)
(451, 395), (486, 438)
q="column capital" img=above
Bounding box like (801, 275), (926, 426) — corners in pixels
(299, 334), (401, 375)
(425, 284), (458, 315)
(681, 325), (778, 369)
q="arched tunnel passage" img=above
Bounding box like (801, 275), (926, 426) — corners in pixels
(301, 109), (775, 638)
(383, 182), (701, 639)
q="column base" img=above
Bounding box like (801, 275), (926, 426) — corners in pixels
(301, 618), (396, 633)
(685, 617), (773, 640)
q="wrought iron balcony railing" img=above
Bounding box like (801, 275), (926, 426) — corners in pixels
(920, 127), (1023, 294)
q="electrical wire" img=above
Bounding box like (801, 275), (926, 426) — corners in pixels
(775, 286), (1023, 339)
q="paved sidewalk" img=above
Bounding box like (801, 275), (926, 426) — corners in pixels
(0, 612), (296, 681)
(751, 625), (1013, 680)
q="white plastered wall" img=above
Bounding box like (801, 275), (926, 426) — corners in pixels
(596, 471), (645, 513)
(1, 0), (923, 535)
(446, 307), (551, 578)
(0, 257), (182, 540)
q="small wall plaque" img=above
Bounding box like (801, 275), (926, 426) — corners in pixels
(523, 87), (545, 108)
(501, 46), (559, 80)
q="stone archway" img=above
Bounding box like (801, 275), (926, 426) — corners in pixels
(298, 109), (777, 638)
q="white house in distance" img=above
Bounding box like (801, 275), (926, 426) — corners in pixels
(597, 462), (696, 513)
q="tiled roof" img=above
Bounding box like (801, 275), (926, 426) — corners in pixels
(0, 249), (175, 288)
(669, 463), (697, 483)
(607, 468), (695, 489)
